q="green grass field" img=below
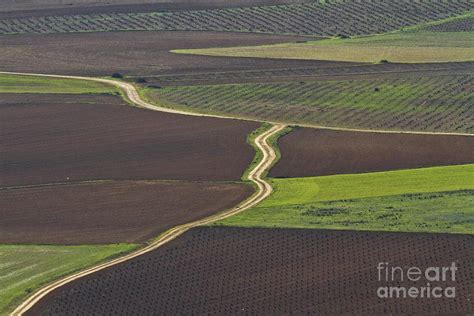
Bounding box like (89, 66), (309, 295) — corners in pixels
(147, 75), (473, 134)
(214, 164), (474, 234)
(0, 74), (117, 94)
(173, 30), (474, 63)
(0, 243), (135, 315)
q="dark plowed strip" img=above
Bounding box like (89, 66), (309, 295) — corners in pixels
(270, 127), (474, 178)
(0, 93), (259, 186)
(28, 227), (474, 315)
(0, 31), (335, 77)
(0, 181), (253, 244)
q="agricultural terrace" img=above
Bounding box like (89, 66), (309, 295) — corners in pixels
(215, 164), (474, 234)
(28, 227), (474, 315)
(0, 1), (470, 36)
(146, 75), (474, 134)
(0, 244), (135, 316)
(174, 30), (474, 63)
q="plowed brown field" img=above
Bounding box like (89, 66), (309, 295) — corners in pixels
(28, 227), (474, 315)
(270, 128), (474, 178)
(0, 94), (259, 186)
(0, 181), (252, 244)
(0, 31), (334, 76)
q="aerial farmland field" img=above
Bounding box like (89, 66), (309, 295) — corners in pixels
(0, 0), (473, 315)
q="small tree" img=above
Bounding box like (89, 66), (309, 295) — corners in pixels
(111, 72), (123, 79)
(135, 77), (147, 84)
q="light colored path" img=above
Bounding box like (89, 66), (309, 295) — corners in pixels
(3, 69), (472, 314)
(10, 118), (285, 315)
(0, 71), (473, 137)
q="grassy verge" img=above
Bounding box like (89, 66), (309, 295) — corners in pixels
(214, 164), (474, 234)
(0, 243), (136, 315)
(172, 30), (474, 63)
(241, 123), (273, 181)
(262, 125), (293, 178)
(241, 124), (292, 181)
(0, 74), (118, 94)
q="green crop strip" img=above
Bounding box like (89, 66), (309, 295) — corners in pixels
(0, 74), (118, 95)
(214, 164), (474, 234)
(174, 30), (474, 63)
(0, 244), (136, 315)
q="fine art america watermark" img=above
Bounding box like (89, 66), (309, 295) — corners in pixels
(377, 262), (457, 299)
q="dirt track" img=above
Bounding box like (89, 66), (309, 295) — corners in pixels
(2, 71), (473, 137)
(4, 70), (473, 315)
(10, 115), (286, 315)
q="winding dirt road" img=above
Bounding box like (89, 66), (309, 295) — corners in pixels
(9, 113), (285, 315)
(3, 70), (473, 314)
(1, 71), (473, 137)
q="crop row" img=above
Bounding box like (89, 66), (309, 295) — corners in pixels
(427, 16), (474, 32)
(143, 62), (473, 86)
(30, 227), (474, 315)
(150, 75), (474, 134)
(0, 0), (471, 36)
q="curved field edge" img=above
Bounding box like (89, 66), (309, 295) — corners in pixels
(172, 29), (474, 63)
(213, 164), (474, 234)
(0, 244), (137, 316)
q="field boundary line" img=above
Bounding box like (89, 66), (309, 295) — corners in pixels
(1, 71), (473, 137)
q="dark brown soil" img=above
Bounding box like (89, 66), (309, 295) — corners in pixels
(0, 181), (252, 244)
(270, 127), (474, 178)
(0, 31), (350, 76)
(0, 0), (309, 18)
(0, 94), (259, 186)
(28, 227), (474, 315)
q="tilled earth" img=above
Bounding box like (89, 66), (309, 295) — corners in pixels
(0, 31), (333, 76)
(28, 227), (474, 315)
(270, 127), (474, 178)
(0, 93), (259, 186)
(0, 181), (252, 244)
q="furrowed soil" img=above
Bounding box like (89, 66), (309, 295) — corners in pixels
(0, 181), (252, 244)
(270, 128), (474, 178)
(0, 31), (338, 77)
(0, 94), (259, 186)
(28, 227), (474, 315)
(0, 0), (309, 18)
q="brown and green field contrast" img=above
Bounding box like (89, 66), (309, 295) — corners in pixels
(173, 28), (474, 63)
(144, 74), (473, 133)
(0, 74), (117, 94)
(0, 244), (136, 315)
(215, 164), (474, 234)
